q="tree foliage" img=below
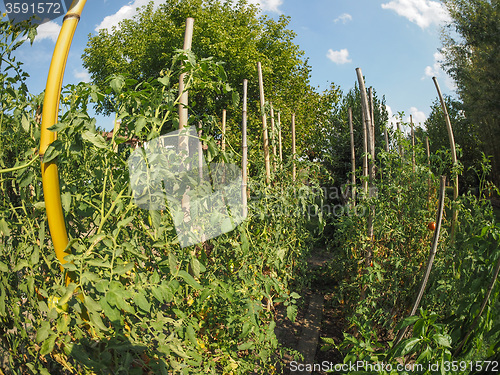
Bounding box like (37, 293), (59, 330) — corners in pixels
(441, 0), (500, 187)
(425, 95), (482, 193)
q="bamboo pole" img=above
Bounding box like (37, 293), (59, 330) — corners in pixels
(292, 113), (296, 182)
(178, 18), (194, 224)
(410, 115), (415, 173)
(39, 0), (87, 276)
(362, 111), (368, 194)
(384, 125), (390, 153)
(178, 17), (194, 130)
(278, 111), (283, 167)
(221, 109), (226, 152)
(369, 87), (375, 155)
(396, 122), (403, 157)
(356, 68), (375, 282)
(270, 102), (277, 171)
(394, 175), (447, 346)
(242, 79), (248, 218)
(349, 107), (356, 206)
(432, 77), (458, 240)
(454, 254), (500, 356)
(257, 62), (271, 184)
(198, 122), (203, 181)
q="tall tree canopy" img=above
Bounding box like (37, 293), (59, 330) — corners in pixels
(441, 0), (500, 186)
(82, 0), (331, 171)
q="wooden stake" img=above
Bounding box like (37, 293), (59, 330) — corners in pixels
(292, 113), (296, 182)
(433, 77), (458, 240)
(369, 87), (375, 155)
(410, 115), (415, 173)
(257, 62), (271, 184)
(384, 125), (390, 153)
(394, 175), (447, 346)
(270, 102), (277, 171)
(356, 68), (375, 290)
(178, 18), (194, 224)
(349, 107), (356, 206)
(221, 109), (226, 152)
(278, 111), (283, 167)
(396, 122), (403, 158)
(242, 79), (248, 218)
(178, 17), (194, 130)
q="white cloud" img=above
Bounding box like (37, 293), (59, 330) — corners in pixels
(96, 0), (283, 31)
(96, 0), (164, 31)
(334, 13), (352, 24)
(326, 48), (352, 64)
(406, 106), (427, 125)
(385, 105), (398, 130)
(423, 51), (444, 78)
(74, 69), (91, 83)
(381, 0), (451, 29)
(248, 0), (283, 13)
(34, 21), (61, 43)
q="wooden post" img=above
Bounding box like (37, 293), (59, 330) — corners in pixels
(242, 79), (248, 218)
(433, 77), (458, 240)
(384, 125), (390, 153)
(394, 176), (447, 346)
(178, 17), (194, 130)
(349, 107), (356, 206)
(198, 122), (203, 181)
(396, 122), (403, 158)
(356, 68), (375, 291)
(278, 111), (283, 167)
(292, 113), (296, 182)
(362, 110), (368, 194)
(369, 87), (375, 155)
(257, 62), (271, 184)
(270, 102), (277, 171)
(178, 18), (194, 225)
(410, 115), (415, 173)
(221, 109), (226, 152)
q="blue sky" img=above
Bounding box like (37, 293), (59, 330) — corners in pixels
(3, 0), (456, 131)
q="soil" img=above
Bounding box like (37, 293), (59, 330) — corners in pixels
(275, 248), (346, 375)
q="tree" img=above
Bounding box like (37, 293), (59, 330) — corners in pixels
(441, 0), (500, 187)
(82, 1), (314, 148)
(425, 95), (482, 193)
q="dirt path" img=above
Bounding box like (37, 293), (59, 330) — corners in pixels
(275, 248), (345, 374)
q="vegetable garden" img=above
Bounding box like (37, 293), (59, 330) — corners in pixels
(0, 1), (499, 374)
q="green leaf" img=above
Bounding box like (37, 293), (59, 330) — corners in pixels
(178, 270), (201, 290)
(133, 292), (151, 312)
(135, 117), (147, 134)
(186, 325), (197, 346)
(113, 262), (135, 275)
(90, 312), (109, 331)
(82, 130), (108, 149)
(432, 333), (451, 348)
(0, 219), (11, 237)
(61, 192), (72, 212)
(400, 337), (421, 356)
(0, 261), (8, 273)
(40, 334), (57, 356)
(21, 114), (30, 132)
(36, 321), (51, 343)
(238, 341), (254, 351)
(110, 76), (125, 94)
(168, 252), (178, 276)
(84, 295), (102, 313)
(43, 140), (63, 163)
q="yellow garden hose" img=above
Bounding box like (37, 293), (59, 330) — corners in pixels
(39, 0), (87, 269)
